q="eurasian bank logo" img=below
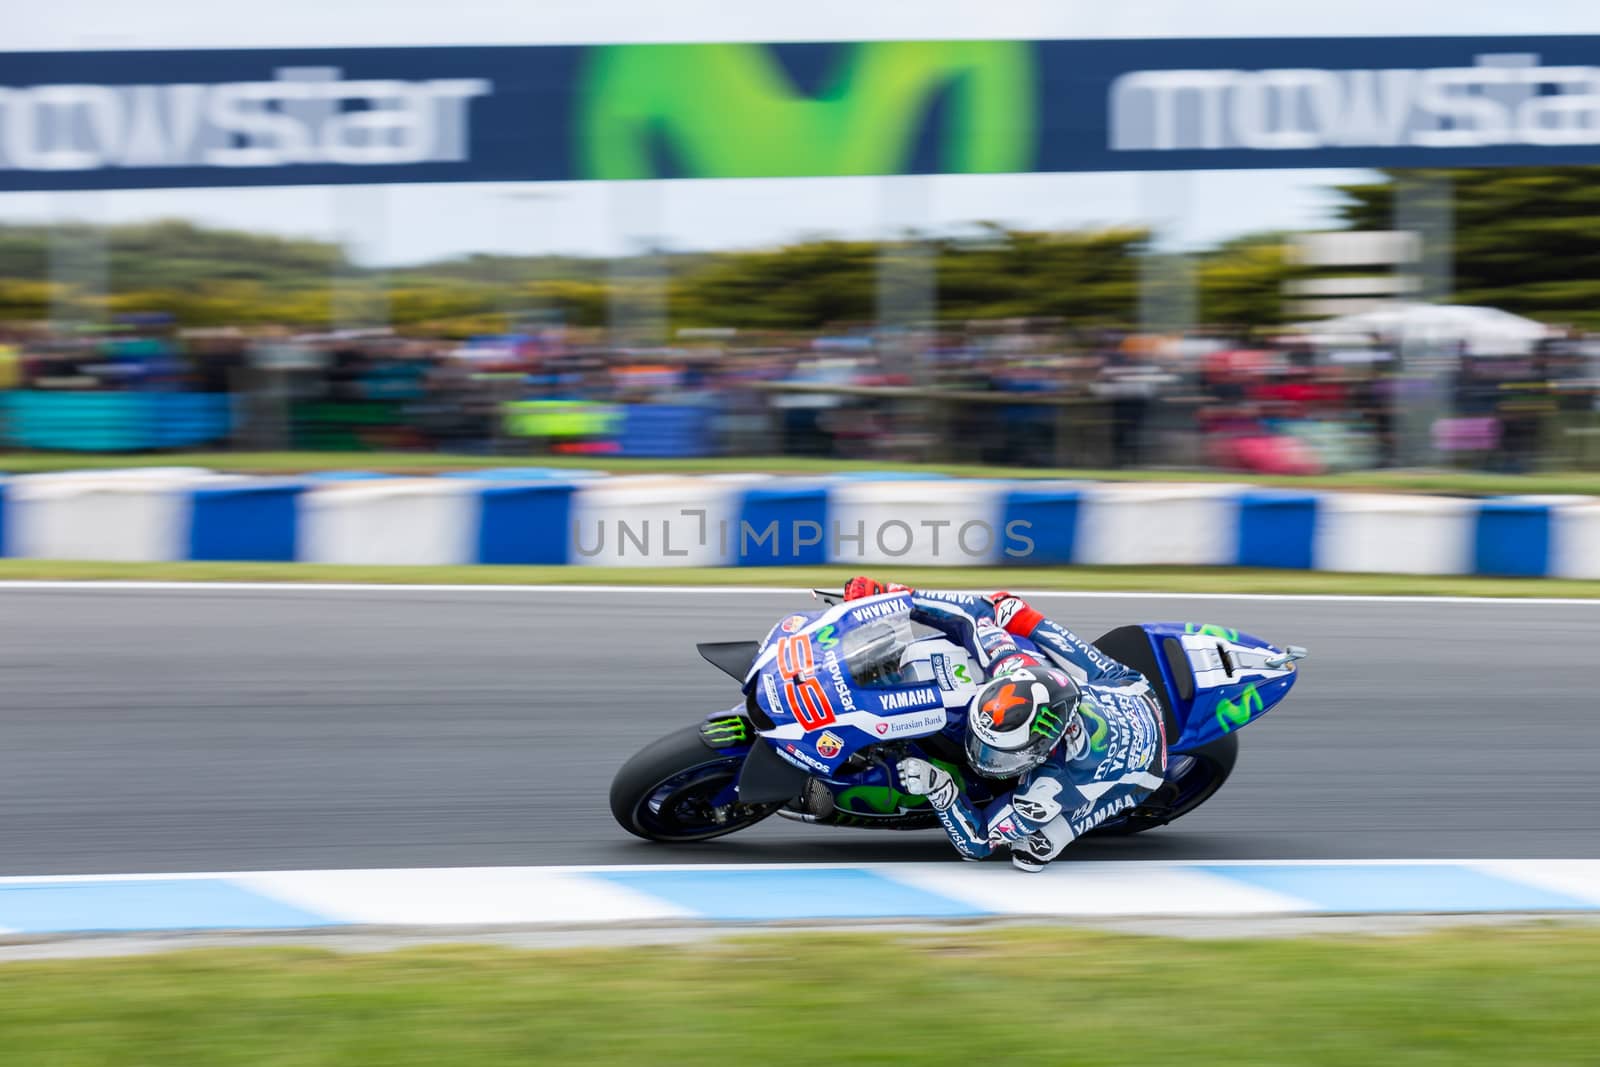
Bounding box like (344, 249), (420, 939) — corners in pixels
(578, 41), (1036, 179)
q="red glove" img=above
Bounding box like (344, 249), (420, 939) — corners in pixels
(989, 591), (1044, 636)
(844, 576), (910, 601)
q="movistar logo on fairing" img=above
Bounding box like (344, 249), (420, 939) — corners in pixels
(823, 649), (858, 712)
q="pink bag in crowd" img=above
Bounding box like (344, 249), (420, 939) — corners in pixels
(1230, 434), (1323, 475)
(1432, 417), (1501, 452)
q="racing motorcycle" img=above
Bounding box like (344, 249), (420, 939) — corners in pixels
(610, 590), (1306, 843)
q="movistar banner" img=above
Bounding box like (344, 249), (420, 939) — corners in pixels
(5, 35), (1600, 191)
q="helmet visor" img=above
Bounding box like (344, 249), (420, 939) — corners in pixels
(965, 729), (1055, 778)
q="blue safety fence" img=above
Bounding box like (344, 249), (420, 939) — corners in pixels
(188, 483), (300, 561)
(617, 405), (713, 458)
(1474, 498), (1553, 578)
(476, 484), (577, 565)
(1236, 492), (1320, 571)
(737, 484), (830, 566)
(0, 472), (1592, 576)
(1000, 486), (1081, 566)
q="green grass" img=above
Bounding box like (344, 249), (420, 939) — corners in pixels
(0, 927), (1596, 1065)
(0, 558), (1595, 597)
(5, 450), (1600, 495)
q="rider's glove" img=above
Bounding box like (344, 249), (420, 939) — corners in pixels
(844, 576), (910, 602)
(897, 757), (958, 811)
(988, 591), (1044, 637)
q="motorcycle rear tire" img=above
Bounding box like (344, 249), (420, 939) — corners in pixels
(610, 724), (787, 843)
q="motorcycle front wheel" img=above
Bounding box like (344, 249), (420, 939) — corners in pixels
(609, 724), (788, 842)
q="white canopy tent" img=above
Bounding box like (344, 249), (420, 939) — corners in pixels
(1295, 303), (1557, 357)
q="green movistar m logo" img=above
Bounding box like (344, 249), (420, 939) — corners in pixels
(579, 41), (1036, 179)
(1216, 684), (1264, 734)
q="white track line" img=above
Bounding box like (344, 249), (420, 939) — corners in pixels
(0, 580), (1595, 606)
(0, 857), (1576, 883)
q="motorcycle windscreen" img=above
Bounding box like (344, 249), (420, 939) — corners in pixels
(838, 617), (917, 688)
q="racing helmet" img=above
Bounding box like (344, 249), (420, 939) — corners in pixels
(964, 666), (1085, 778)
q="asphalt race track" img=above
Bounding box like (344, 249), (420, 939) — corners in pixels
(1, 584), (1596, 876)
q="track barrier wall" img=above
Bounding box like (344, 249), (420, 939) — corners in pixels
(0, 468), (1584, 576)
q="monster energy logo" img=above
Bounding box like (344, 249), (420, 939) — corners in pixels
(579, 41), (1036, 179)
(701, 716), (749, 746)
(1032, 705), (1065, 738)
(1215, 684), (1264, 734)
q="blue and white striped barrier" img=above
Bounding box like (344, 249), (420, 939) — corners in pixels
(0, 468), (1595, 577)
(0, 861), (1596, 934)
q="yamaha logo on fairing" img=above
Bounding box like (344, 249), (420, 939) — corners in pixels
(848, 598), (906, 624)
(877, 687), (940, 711)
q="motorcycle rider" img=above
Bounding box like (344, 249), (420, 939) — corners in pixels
(842, 577), (1168, 872)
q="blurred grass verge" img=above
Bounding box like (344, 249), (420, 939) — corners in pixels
(0, 559), (1596, 598)
(7, 450), (1600, 495)
(1, 926), (1596, 1065)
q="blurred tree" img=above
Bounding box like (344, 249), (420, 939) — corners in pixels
(387, 285), (501, 324)
(0, 228), (51, 280)
(0, 218), (1313, 332)
(934, 225), (1146, 324)
(1195, 234), (1297, 329)
(671, 239), (880, 329)
(1336, 167), (1600, 326)
(0, 279), (56, 320)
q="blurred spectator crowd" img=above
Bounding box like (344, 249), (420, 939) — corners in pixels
(2, 311), (1599, 472)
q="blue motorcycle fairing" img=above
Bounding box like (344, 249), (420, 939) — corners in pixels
(742, 593), (984, 778)
(1135, 622), (1303, 752)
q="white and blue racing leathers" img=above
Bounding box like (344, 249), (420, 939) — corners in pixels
(906, 591), (1169, 871)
